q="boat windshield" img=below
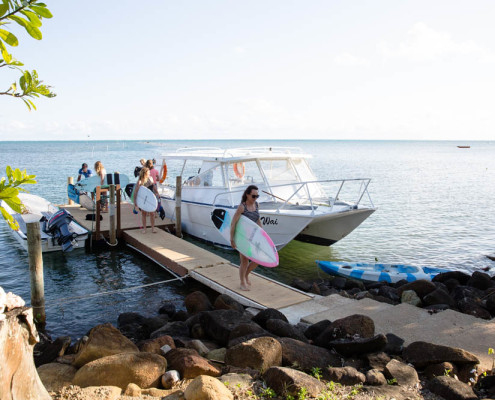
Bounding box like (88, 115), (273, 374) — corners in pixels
(259, 159), (299, 183)
(184, 161), (224, 187)
(226, 160), (264, 188)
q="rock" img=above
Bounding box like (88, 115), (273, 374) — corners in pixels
(330, 277), (347, 289)
(424, 362), (457, 379)
(34, 335), (71, 367)
(315, 314), (375, 346)
(427, 376), (478, 400)
(365, 351), (391, 370)
(73, 352), (167, 389)
(397, 280), (436, 299)
(4, 291), (26, 310)
(117, 312), (147, 327)
(457, 362), (480, 384)
(124, 382), (141, 396)
(366, 369), (387, 386)
(119, 322), (147, 342)
(343, 357), (365, 370)
(173, 310), (189, 321)
(187, 339), (210, 357)
(444, 278), (461, 292)
(141, 314), (169, 336)
(278, 337), (341, 372)
(184, 375), (233, 400)
(477, 374), (495, 390)
(165, 348), (221, 379)
(158, 302), (176, 317)
(423, 288), (456, 307)
(371, 294), (396, 305)
(485, 293), (495, 314)
(304, 319), (332, 341)
(401, 290), (422, 306)
(291, 278), (312, 292)
(161, 370), (180, 389)
(403, 341), (480, 368)
(185, 291), (213, 315)
(228, 322), (266, 341)
(433, 271), (471, 286)
(251, 308), (288, 328)
(355, 291), (373, 300)
(326, 366), (366, 385)
(452, 286), (484, 302)
(379, 285), (400, 302)
(328, 334), (387, 356)
(265, 319), (308, 342)
(138, 335), (175, 354)
(143, 387), (182, 398)
(467, 271), (493, 290)
(384, 359), (418, 386)
(218, 372), (254, 388)
(263, 366), (326, 397)
(150, 321), (190, 339)
(72, 323), (139, 368)
(200, 309), (252, 346)
(37, 362), (77, 392)
(384, 333), (404, 355)
(225, 337), (282, 371)
(361, 384), (419, 400)
(213, 294), (244, 312)
(309, 282), (321, 295)
(207, 347), (226, 363)
(457, 297), (491, 319)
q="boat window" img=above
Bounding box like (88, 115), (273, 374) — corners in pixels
(292, 158), (315, 182)
(260, 160), (299, 183)
(189, 162), (224, 187)
(227, 161), (264, 187)
(181, 160), (203, 185)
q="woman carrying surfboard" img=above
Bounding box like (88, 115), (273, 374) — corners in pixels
(231, 185), (262, 291)
(134, 167), (159, 234)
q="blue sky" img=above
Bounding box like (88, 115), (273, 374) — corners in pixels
(1, 0), (495, 140)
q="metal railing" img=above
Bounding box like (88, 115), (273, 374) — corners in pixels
(211, 178), (374, 215)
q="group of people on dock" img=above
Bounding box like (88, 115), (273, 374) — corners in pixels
(133, 159), (160, 234)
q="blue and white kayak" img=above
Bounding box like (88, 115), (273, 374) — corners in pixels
(316, 260), (449, 283)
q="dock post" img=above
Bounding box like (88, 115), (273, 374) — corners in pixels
(95, 186), (101, 240)
(116, 185), (121, 237)
(26, 221), (46, 330)
(175, 176), (182, 238)
(109, 184), (116, 245)
(68, 177), (74, 205)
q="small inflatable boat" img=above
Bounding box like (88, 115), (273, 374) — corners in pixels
(316, 260), (449, 283)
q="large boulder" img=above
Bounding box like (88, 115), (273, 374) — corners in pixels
(433, 271), (471, 286)
(138, 335), (175, 354)
(278, 337), (341, 371)
(73, 352), (166, 389)
(467, 271), (493, 290)
(185, 291), (213, 315)
(213, 294), (244, 312)
(150, 321), (190, 339)
(423, 288), (455, 307)
(228, 322), (266, 341)
(457, 297), (491, 319)
(265, 319), (308, 342)
(225, 337), (282, 371)
(303, 319), (332, 341)
(200, 310), (252, 346)
(72, 323), (139, 368)
(364, 352), (391, 371)
(251, 308), (288, 329)
(365, 369), (387, 386)
(427, 376), (478, 400)
(397, 280), (436, 299)
(165, 348), (221, 379)
(400, 290), (422, 307)
(34, 335), (71, 367)
(0, 304), (53, 400)
(403, 341), (480, 368)
(315, 314), (374, 346)
(326, 366), (366, 386)
(263, 366), (326, 397)
(184, 375), (233, 400)
(37, 362), (77, 392)
(328, 334), (387, 356)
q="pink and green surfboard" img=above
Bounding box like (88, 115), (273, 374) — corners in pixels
(211, 208), (279, 268)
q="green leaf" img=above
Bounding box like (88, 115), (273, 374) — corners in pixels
(13, 168), (21, 182)
(3, 197), (23, 213)
(0, 1), (8, 18)
(30, 5), (53, 19)
(0, 186), (19, 199)
(6, 166), (12, 179)
(8, 15), (42, 40)
(20, 10), (42, 28)
(0, 206), (19, 231)
(0, 28), (18, 46)
(22, 98), (32, 110)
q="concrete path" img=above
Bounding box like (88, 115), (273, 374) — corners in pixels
(280, 294), (495, 371)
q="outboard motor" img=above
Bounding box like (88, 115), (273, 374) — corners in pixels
(46, 209), (77, 252)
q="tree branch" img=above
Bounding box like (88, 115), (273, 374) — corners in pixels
(0, 0), (37, 22)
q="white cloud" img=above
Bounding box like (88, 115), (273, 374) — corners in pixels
(379, 22), (495, 63)
(333, 52), (370, 67)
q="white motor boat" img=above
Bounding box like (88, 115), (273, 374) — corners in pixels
(1, 193), (89, 252)
(156, 147), (375, 250)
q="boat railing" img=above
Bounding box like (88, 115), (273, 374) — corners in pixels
(174, 147), (223, 153)
(211, 178), (374, 214)
(221, 146), (304, 157)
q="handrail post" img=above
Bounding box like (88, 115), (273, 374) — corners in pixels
(175, 176), (182, 238)
(68, 176), (74, 205)
(109, 184), (116, 245)
(116, 184), (121, 237)
(95, 186), (101, 239)
(27, 221), (45, 330)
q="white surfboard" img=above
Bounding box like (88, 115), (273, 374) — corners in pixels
(79, 193), (95, 211)
(76, 173), (130, 193)
(136, 186), (158, 212)
(211, 208), (279, 267)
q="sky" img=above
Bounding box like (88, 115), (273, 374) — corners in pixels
(1, 0), (495, 141)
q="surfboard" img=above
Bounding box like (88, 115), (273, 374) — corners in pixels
(135, 186), (158, 212)
(211, 208), (279, 268)
(75, 173), (130, 193)
(68, 184), (80, 204)
(79, 194), (95, 210)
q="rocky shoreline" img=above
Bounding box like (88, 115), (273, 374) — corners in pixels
(2, 269), (495, 400)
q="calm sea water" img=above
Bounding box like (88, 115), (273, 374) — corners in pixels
(1, 140), (494, 338)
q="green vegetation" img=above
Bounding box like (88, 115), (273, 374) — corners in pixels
(0, 166), (36, 229)
(310, 366), (323, 380)
(386, 377), (397, 385)
(0, 0), (55, 109)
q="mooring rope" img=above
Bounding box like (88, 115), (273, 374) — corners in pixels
(47, 275), (188, 306)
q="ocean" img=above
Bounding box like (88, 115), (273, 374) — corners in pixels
(1, 140), (494, 339)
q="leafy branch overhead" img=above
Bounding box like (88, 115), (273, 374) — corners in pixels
(0, 0), (55, 109)
(0, 166), (37, 230)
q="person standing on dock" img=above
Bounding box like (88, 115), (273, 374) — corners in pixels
(77, 163), (92, 182)
(134, 158), (146, 178)
(230, 185), (262, 291)
(134, 167), (158, 234)
(146, 159), (159, 185)
(94, 161), (108, 213)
